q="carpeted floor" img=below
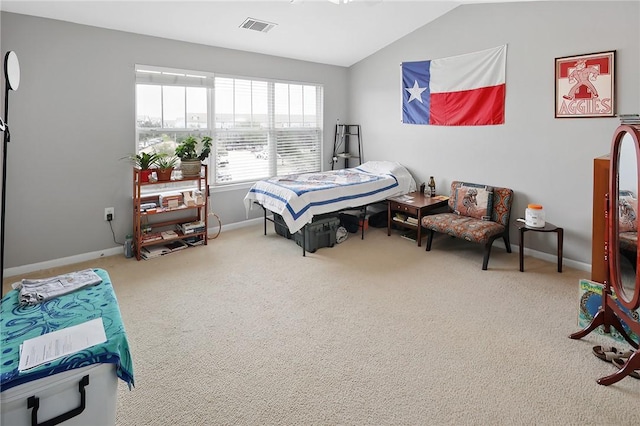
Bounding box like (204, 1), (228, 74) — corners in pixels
(4, 224), (639, 425)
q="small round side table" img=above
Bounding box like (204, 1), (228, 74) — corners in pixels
(516, 221), (564, 272)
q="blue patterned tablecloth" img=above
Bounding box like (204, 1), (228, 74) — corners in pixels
(0, 268), (134, 391)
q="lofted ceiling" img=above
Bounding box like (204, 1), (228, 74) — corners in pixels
(1, 0), (547, 67)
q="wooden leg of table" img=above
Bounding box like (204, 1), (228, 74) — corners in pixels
(557, 228), (563, 273)
(417, 212), (422, 247)
(387, 203), (391, 236)
(519, 228), (525, 272)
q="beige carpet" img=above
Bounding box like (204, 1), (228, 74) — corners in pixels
(4, 224), (639, 425)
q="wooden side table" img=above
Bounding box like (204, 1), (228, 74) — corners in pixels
(387, 192), (449, 246)
(516, 221), (564, 272)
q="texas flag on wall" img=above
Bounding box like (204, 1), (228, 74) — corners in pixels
(401, 45), (507, 126)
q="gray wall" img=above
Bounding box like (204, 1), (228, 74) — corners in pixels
(349, 1), (640, 266)
(1, 1), (639, 271)
(0, 12), (348, 269)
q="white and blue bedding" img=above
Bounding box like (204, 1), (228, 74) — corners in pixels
(244, 161), (416, 234)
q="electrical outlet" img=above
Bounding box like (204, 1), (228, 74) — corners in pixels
(104, 207), (114, 221)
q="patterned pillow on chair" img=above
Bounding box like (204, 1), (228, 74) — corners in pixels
(453, 184), (493, 221)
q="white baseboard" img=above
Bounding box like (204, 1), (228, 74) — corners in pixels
(4, 247), (124, 279)
(515, 244), (590, 273)
(4, 217), (265, 279)
(4, 217), (590, 278)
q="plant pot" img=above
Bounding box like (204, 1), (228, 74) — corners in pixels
(156, 167), (174, 182)
(180, 160), (202, 178)
(140, 169), (153, 183)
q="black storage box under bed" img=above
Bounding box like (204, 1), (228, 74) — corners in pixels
(273, 213), (340, 252)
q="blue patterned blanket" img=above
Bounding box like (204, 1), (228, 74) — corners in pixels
(244, 161), (416, 233)
(0, 268), (134, 391)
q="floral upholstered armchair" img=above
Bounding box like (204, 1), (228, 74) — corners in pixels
(420, 181), (514, 270)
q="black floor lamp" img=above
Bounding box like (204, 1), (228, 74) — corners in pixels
(1, 51), (20, 293)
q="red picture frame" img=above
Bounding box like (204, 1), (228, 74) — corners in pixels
(555, 50), (615, 118)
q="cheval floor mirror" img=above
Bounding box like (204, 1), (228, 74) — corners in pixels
(571, 124), (640, 385)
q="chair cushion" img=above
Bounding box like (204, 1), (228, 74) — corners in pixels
(453, 184), (493, 220)
(421, 213), (505, 244)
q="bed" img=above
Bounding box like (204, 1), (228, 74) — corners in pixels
(244, 161), (416, 252)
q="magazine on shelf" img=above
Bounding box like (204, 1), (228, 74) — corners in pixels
(164, 240), (188, 252)
(141, 244), (171, 259)
(400, 230), (425, 242)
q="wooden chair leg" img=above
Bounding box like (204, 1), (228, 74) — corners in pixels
(426, 229), (434, 251)
(482, 242), (493, 270)
(503, 233), (512, 253)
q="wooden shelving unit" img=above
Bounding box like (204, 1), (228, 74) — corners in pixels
(132, 166), (208, 260)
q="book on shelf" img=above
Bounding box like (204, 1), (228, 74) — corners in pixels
(184, 236), (205, 246)
(393, 213), (407, 222)
(161, 230), (178, 240)
(141, 232), (163, 243)
(141, 244), (171, 259)
(178, 220), (205, 234)
(620, 114), (640, 125)
(392, 213), (418, 226)
(405, 217), (419, 225)
(400, 230), (425, 242)
(164, 240), (188, 252)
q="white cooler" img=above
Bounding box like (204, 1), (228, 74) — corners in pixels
(0, 268), (133, 426)
(1, 363), (117, 426)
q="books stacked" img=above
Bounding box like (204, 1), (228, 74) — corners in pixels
(620, 114), (640, 125)
(141, 240), (188, 260)
(141, 232), (163, 244)
(405, 216), (419, 226)
(161, 230), (178, 240)
(183, 236), (205, 246)
(400, 230), (425, 242)
(392, 213), (418, 226)
(141, 244), (170, 259)
(178, 220), (205, 235)
(163, 240), (188, 252)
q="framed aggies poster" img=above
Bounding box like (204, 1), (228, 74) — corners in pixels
(555, 50), (615, 118)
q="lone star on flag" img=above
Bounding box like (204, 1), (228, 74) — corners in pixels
(405, 80), (427, 103)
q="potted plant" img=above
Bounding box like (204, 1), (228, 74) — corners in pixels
(122, 152), (161, 182)
(155, 154), (179, 182)
(175, 135), (212, 177)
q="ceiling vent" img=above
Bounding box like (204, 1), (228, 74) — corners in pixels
(240, 18), (277, 34)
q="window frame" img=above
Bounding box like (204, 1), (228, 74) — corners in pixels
(135, 65), (323, 190)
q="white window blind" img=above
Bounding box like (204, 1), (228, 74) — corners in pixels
(135, 65), (323, 187)
(213, 76), (323, 185)
(135, 65), (213, 167)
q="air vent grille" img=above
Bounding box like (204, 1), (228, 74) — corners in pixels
(240, 18), (277, 33)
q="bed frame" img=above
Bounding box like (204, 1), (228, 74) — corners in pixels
(255, 202), (370, 256)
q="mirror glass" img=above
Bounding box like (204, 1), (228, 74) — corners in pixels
(616, 130), (638, 304)
(4, 51), (20, 91)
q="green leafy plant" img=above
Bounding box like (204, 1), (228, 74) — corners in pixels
(155, 154), (179, 170)
(175, 136), (212, 161)
(122, 152), (161, 170)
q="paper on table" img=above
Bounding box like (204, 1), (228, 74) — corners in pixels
(18, 318), (107, 372)
(393, 195), (414, 202)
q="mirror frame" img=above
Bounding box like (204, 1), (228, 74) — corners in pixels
(4, 51), (20, 91)
(609, 124), (640, 310)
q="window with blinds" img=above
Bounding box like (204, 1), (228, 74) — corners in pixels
(135, 65), (323, 187)
(135, 64), (213, 169)
(213, 76), (323, 185)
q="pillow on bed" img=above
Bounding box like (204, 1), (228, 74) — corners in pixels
(358, 161), (417, 193)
